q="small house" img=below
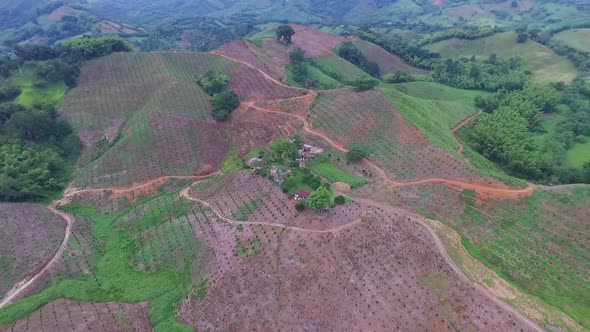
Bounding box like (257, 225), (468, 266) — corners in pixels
(294, 189), (311, 201)
(298, 144), (324, 159)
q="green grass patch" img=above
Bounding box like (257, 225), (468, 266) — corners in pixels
(307, 156), (367, 188)
(565, 138), (590, 168)
(248, 27), (277, 47)
(425, 32), (577, 83)
(234, 236), (262, 257)
(0, 190), (208, 331)
(2, 63), (67, 108)
(221, 148), (242, 172)
(552, 29), (590, 53)
(311, 55), (370, 82)
(285, 62), (342, 90)
(232, 198), (262, 221)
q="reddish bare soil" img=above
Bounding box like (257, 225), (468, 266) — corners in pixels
(1, 299), (151, 332)
(289, 24), (356, 58)
(352, 39), (427, 75)
(0, 204), (67, 299)
(179, 200), (538, 331)
(214, 40), (287, 81)
(309, 89), (492, 184)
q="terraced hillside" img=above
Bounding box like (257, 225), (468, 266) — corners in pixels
(61, 52), (304, 188)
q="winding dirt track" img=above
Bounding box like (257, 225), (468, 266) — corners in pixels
(0, 203), (73, 309)
(180, 185), (542, 332)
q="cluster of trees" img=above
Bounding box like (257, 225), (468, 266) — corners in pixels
(432, 55), (529, 91)
(0, 103), (81, 201)
(346, 146), (370, 162)
(417, 26), (500, 46)
(469, 82), (590, 182)
(357, 27), (439, 69)
(197, 71), (239, 121)
(288, 48), (309, 87)
(276, 25), (295, 44)
(0, 36), (132, 201)
(336, 42), (380, 77)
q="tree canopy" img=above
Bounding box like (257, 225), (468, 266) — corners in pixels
(276, 25), (295, 44)
(211, 91), (239, 121)
(306, 185), (332, 210)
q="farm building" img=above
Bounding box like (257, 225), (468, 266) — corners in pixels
(294, 189), (311, 200)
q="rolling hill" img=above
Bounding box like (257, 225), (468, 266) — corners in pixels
(425, 32), (577, 83)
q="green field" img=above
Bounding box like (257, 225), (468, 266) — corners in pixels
(307, 156), (367, 188)
(565, 138), (590, 168)
(1, 64), (67, 108)
(425, 32), (577, 83)
(285, 62), (342, 89)
(312, 55), (371, 82)
(553, 29), (590, 53)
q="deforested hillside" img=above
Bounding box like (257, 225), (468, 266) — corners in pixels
(60, 52), (304, 188)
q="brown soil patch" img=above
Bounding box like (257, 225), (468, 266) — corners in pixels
(179, 203), (537, 331)
(47, 7), (70, 20)
(3, 299), (151, 332)
(289, 24), (356, 58)
(353, 39), (427, 75)
(215, 40), (286, 81)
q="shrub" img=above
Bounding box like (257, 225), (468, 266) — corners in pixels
(334, 195), (346, 205)
(197, 71), (230, 96)
(352, 76), (377, 91)
(346, 146), (369, 162)
(211, 91), (239, 121)
(295, 201), (306, 211)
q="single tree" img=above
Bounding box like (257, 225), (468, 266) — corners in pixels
(276, 25), (295, 44)
(306, 186), (332, 210)
(346, 146), (369, 162)
(334, 195), (346, 205)
(352, 76), (377, 92)
(517, 32), (528, 43)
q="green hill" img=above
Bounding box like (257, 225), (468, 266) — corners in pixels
(553, 29), (590, 53)
(426, 32), (577, 84)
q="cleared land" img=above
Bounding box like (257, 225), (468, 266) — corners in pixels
(179, 194), (537, 331)
(352, 39), (426, 74)
(1, 299), (151, 332)
(60, 52), (303, 188)
(0, 204), (66, 300)
(553, 28), (590, 53)
(362, 183), (590, 328)
(308, 89), (488, 183)
(425, 32), (577, 83)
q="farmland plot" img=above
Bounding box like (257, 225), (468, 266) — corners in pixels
(180, 203), (536, 331)
(290, 24), (355, 58)
(0, 204), (67, 298)
(189, 171), (363, 230)
(351, 39), (427, 75)
(60, 52), (303, 188)
(371, 183), (590, 328)
(0, 191), (213, 331)
(308, 89), (488, 182)
(215, 40), (288, 81)
(1, 299), (151, 332)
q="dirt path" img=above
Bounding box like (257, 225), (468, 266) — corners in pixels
(347, 196), (543, 332)
(0, 203), (74, 309)
(180, 188), (362, 233)
(212, 51), (307, 93)
(62, 173), (220, 199)
(181, 184), (543, 331)
(452, 111), (481, 154)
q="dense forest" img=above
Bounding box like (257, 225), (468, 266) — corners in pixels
(0, 37), (131, 201)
